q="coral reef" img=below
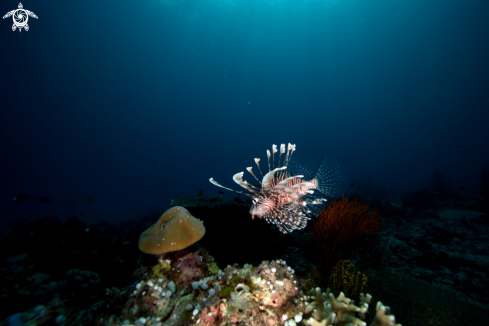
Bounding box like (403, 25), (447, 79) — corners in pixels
(378, 208), (489, 305)
(93, 246), (402, 326)
(99, 251), (306, 326)
(281, 246), (317, 275)
(365, 269), (489, 326)
(329, 260), (367, 302)
(303, 287), (400, 326)
(138, 206), (205, 255)
(310, 197), (382, 271)
(1, 190), (488, 326)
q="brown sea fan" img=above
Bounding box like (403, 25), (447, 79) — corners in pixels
(311, 197), (382, 270)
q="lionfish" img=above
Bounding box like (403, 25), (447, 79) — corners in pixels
(209, 143), (348, 233)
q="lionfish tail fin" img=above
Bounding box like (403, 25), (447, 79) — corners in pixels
(314, 157), (348, 198)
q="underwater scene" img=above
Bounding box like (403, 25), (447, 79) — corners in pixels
(1, 0), (488, 325)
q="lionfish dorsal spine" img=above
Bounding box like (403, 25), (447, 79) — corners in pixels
(277, 143), (296, 179)
(254, 158), (265, 177)
(277, 144), (286, 167)
(233, 172), (261, 196)
(246, 166), (261, 184)
(283, 143), (296, 167)
(267, 150), (272, 172)
(261, 166), (287, 190)
(272, 144), (277, 169)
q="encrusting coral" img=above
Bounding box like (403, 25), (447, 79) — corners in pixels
(138, 206), (206, 255)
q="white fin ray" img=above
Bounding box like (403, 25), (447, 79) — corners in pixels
(287, 182), (316, 191)
(274, 175), (304, 190)
(233, 172), (261, 195)
(261, 166), (287, 191)
(246, 166), (262, 184)
(209, 178), (253, 198)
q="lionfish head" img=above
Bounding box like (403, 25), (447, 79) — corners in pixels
(249, 197), (274, 220)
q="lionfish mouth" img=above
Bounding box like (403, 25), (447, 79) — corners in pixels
(209, 143), (347, 233)
(249, 207), (260, 220)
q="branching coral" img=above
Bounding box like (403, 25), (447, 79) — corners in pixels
(311, 197), (382, 271)
(304, 288), (401, 326)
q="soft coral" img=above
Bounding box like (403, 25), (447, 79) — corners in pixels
(311, 197), (382, 271)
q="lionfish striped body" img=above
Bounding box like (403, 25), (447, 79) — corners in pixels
(209, 143), (347, 233)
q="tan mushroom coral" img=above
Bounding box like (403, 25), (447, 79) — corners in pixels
(138, 206), (205, 255)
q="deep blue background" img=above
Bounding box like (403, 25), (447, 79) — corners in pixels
(1, 0), (488, 225)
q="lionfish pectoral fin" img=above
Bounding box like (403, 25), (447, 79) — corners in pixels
(209, 178), (233, 191)
(233, 172), (261, 196)
(209, 177), (253, 198)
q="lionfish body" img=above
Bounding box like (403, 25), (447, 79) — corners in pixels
(210, 143), (347, 233)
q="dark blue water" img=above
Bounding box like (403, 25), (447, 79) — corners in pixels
(2, 0), (488, 225)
